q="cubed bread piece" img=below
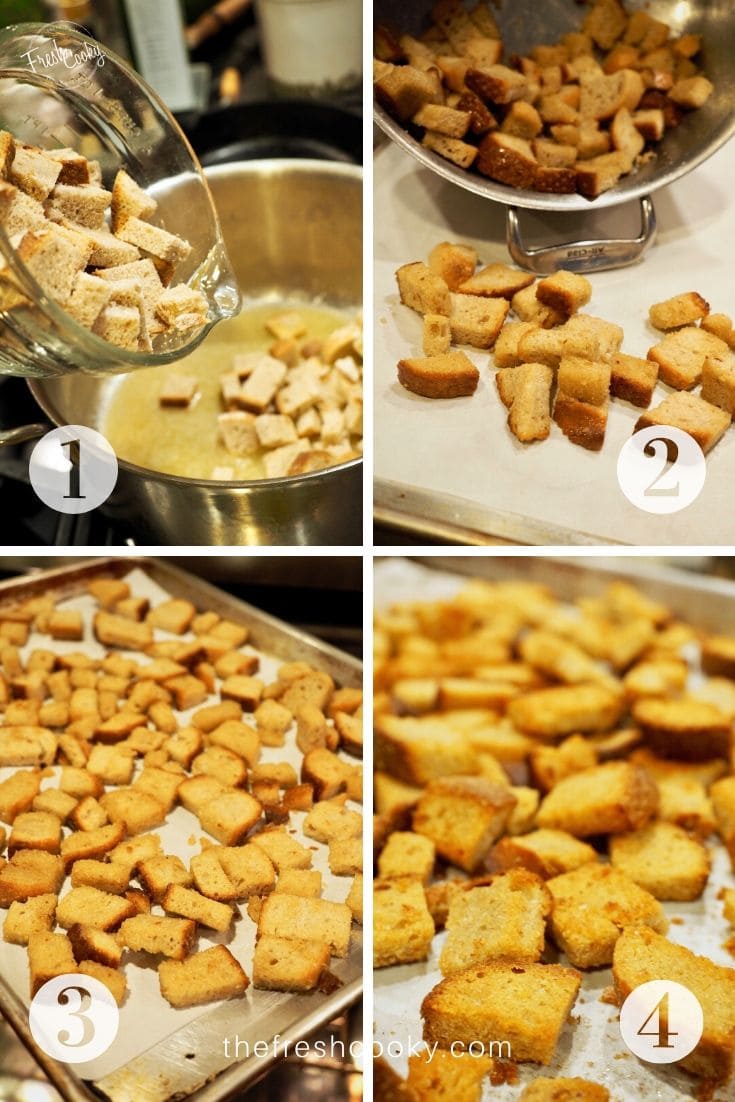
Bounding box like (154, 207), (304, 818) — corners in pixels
(536, 271), (592, 315)
(328, 836), (362, 876)
(497, 362), (554, 443)
(649, 291), (710, 331)
(448, 292), (509, 348)
(374, 876), (435, 968)
(253, 933), (330, 993)
(511, 284), (566, 328)
(375, 64), (441, 122)
(414, 103), (471, 139)
(116, 216), (190, 266)
(576, 150), (632, 197)
(67, 923), (123, 968)
(458, 263), (534, 299)
(109, 832), (162, 872)
(610, 351), (658, 407)
(632, 697), (732, 760)
(3, 892), (56, 944)
(76, 960), (126, 1006)
(0, 850), (64, 906)
(159, 944), (249, 1008)
(635, 391), (731, 454)
(519, 1079), (609, 1101)
(396, 261), (450, 316)
(188, 847), (238, 902)
(274, 869), (322, 897)
(669, 74), (713, 109)
(162, 883), (233, 932)
(493, 829), (597, 880)
(548, 863), (667, 968)
(422, 961), (581, 1065)
(0, 770), (42, 822)
(610, 820), (710, 900)
(428, 241), (478, 291)
(466, 63), (528, 105)
(613, 927), (735, 1081)
(57, 885), (136, 931)
(259, 893), (352, 957)
(60, 822), (125, 869)
(375, 714), (479, 785)
(93, 610), (152, 650)
(250, 829), (312, 872)
(397, 351), (479, 399)
(100, 789), (166, 835)
(301, 746), (350, 800)
(8, 811), (61, 856)
(28, 930), (77, 997)
(494, 320), (539, 368)
(529, 735), (599, 793)
(557, 355), (611, 406)
(198, 790), (262, 845)
(413, 777), (516, 872)
(110, 168), (156, 231)
(422, 312), (452, 356)
(537, 761), (658, 836)
(711, 776), (735, 847)
(404, 1047), (495, 1100)
(501, 99), (543, 139)
(508, 684), (624, 738)
(702, 634), (735, 679)
(118, 913), (196, 959)
(70, 859), (130, 894)
(440, 870), (551, 975)
(553, 392), (609, 450)
(648, 327), (730, 390)
(138, 854), (193, 901)
(377, 831), (435, 883)
(216, 844), (276, 897)
(702, 351), (735, 417)
(476, 132), (539, 189)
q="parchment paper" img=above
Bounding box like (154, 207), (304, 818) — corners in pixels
(374, 136), (735, 546)
(0, 567), (361, 1081)
(373, 558), (734, 1101)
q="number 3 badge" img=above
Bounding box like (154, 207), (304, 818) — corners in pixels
(619, 980), (703, 1064)
(617, 426), (706, 514)
(29, 426), (118, 514)
(29, 974), (119, 1063)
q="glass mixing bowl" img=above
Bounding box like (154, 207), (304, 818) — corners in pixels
(0, 21), (241, 377)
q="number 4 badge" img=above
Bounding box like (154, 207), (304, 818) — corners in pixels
(619, 980), (704, 1064)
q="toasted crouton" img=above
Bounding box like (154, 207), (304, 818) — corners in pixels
(497, 362), (554, 443)
(374, 877), (435, 968)
(158, 944), (249, 1008)
(508, 683), (624, 737)
(536, 271), (592, 315)
(252, 934), (329, 993)
(458, 263), (534, 299)
(492, 829), (597, 880)
(375, 64), (441, 121)
(28, 931), (77, 997)
(3, 893), (56, 945)
(162, 883), (233, 932)
(648, 326), (730, 390)
(701, 351), (735, 417)
(633, 697), (732, 760)
(649, 291), (710, 331)
(610, 351), (658, 407)
(259, 893), (352, 957)
(635, 391), (731, 454)
(396, 261), (450, 316)
(413, 777), (516, 872)
(610, 820), (710, 900)
(118, 913), (196, 959)
(421, 961), (581, 1064)
(423, 313), (452, 356)
(537, 762), (658, 837)
(56, 885), (136, 931)
(427, 241), (478, 291)
(398, 351), (480, 399)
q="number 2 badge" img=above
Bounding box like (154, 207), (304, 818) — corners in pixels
(617, 426), (706, 514)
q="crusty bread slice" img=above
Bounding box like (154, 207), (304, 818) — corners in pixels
(477, 131), (538, 189)
(576, 150), (632, 198)
(634, 392), (731, 454)
(397, 351), (480, 398)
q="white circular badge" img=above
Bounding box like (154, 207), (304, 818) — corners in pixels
(617, 426), (706, 514)
(29, 425), (118, 514)
(619, 979), (703, 1064)
(29, 974), (119, 1063)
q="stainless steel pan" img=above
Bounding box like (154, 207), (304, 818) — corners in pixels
(19, 160), (363, 547)
(374, 0), (735, 270)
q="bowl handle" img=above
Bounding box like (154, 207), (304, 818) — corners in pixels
(506, 195), (657, 274)
(0, 423), (49, 448)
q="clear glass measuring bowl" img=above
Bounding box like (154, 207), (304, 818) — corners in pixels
(0, 21), (241, 377)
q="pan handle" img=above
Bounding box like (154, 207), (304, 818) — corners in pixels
(0, 423), (49, 447)
(506, 195), (657, 274)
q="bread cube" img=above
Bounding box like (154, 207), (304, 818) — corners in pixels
(549, 863), (667, 968)
(162, 883), (233, 932)
(253, 934), (330, 992)
(28, 931), (77, 997)
(377, 831), (435, 883)
(493, 828), (597, 880)
(216, 843), (276, 897)
(259, 893), (352, 957)
(67, 923), (123, 968)
(398, 351), (480, 398)
(421, 961), (581, 1064)
(458, 262), (534, 300)
(537, 762), (658, 836)
(440, 870), (551, 975)
(508, 683), (624, 737)
(632, 697), (732, 760)
(413, 776), (516, 872)
(396, 261), (450, 316)
(159, 944), (249, 1008)
(427, 241), (478, 291)
(610, 820), (710, 900)
(3, 893), (56, 945)
(374, 877), (435, 968)
(649, 291), (710, 331)
(448, 292), (508, 349)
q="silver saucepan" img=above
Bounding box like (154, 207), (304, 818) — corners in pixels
(374, 0), (735, 271)
(18, 160), (363, 546)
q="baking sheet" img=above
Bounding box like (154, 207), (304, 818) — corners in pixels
(373, 557), (735, 1101)
(373, 134), (735, 546)
(0, 560), (362, 1101)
